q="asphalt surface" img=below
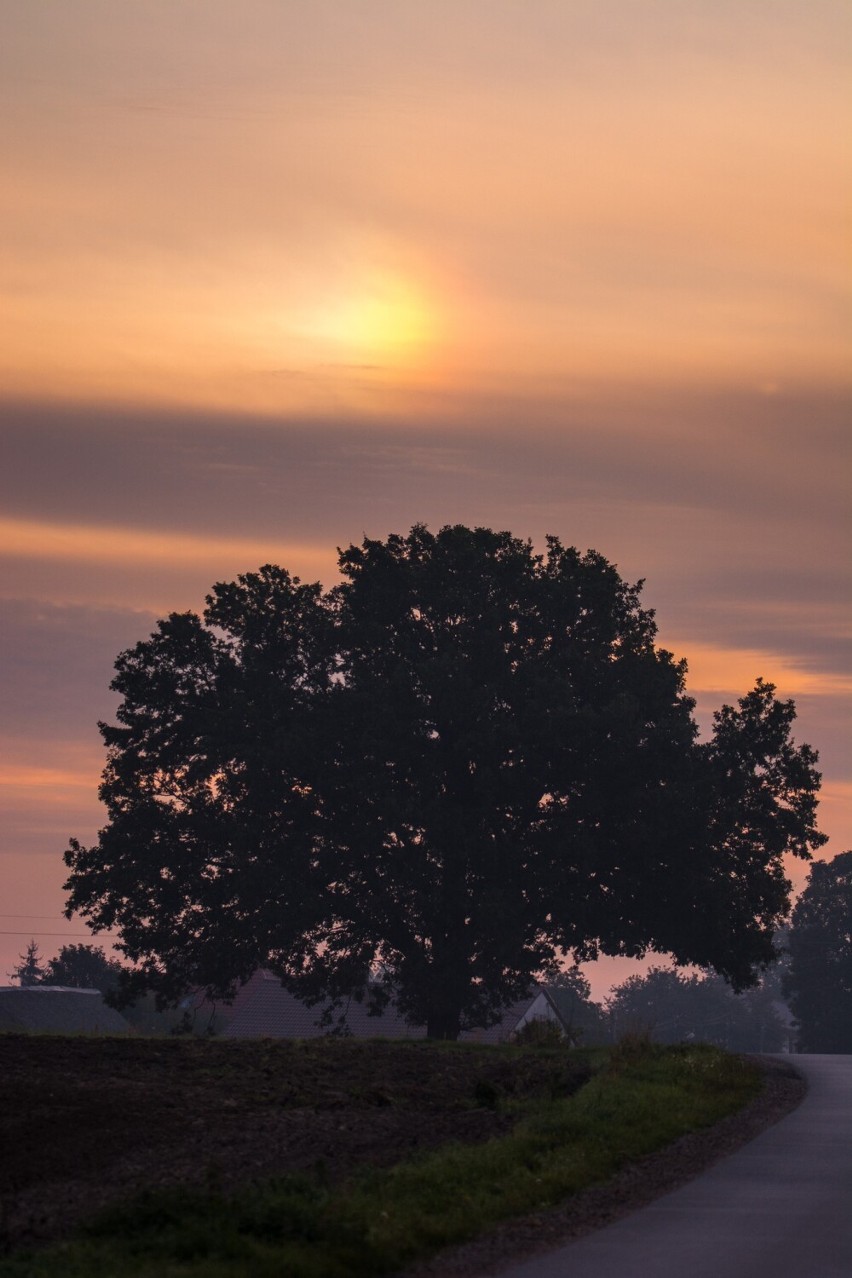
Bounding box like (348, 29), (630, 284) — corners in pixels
(494, 1055), (852, 1278)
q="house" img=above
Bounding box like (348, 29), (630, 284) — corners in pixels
(513, 984), (604, 1043)
(0, 985), (131, 1035)
(217, 969), (558, 1042)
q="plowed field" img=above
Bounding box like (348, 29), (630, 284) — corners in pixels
(0, 1034), (591, 1253)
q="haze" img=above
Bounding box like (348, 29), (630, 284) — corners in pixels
(1, 1), (849, 995)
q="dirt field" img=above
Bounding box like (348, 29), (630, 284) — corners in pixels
(0, 1033), (591, 1253)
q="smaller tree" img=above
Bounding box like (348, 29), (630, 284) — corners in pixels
(546, 967), (607, 1044)
(783, 851), (852, 1053)
(41, 944), (126, 995)
(8, 939), (47, 986)
(605, 965), (786, 1051)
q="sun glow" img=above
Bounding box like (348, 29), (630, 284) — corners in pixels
(297, 268), (439, 368)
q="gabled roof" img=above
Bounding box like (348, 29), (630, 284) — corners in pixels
(222, 972), (418, 1040)
(540, 984), (592, 1029)
(220, 971), (538, 1042)
(0, 986), (130, 1035)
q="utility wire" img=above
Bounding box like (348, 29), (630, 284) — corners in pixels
(0, 930), (118, 937)
(0, 914), (79, 920)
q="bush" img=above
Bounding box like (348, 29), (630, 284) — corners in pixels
(511, 1017), (565, 1047)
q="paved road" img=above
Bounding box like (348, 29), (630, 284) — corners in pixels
(495, 1055), (852, 1278)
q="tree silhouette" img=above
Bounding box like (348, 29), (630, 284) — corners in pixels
(605, 965), (787, 1052)
(41, 943), (126, 995)
(8, 939), (47, 986)
(64, 525), (826, 1038)
(784, 851), (852, 1052)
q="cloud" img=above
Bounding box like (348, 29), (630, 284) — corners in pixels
(0, 740), (105, 859)
(2, 389), (848, 530)
(0, 600), (157, 737)
(673, 643), (852, 701)
(2, 3), (848, 415)
(1, 395), (847, 658)
(0, 517), (330, 576)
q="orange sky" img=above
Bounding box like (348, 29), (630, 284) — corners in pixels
(1, 2), (849, 997)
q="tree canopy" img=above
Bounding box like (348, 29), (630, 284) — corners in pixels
(63, 524), (826, 1038)
(783, 851), (852, 1053)
(40, 943), (126, 995)
(543, 967), (607, 1045)
(605, 965), (788, 1053)
(8, 940), (126, 995)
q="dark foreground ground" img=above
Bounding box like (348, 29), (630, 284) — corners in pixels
(0, 1033), (591, 1254)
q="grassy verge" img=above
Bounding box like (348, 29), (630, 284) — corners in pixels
(0, 1042), (760, 1278)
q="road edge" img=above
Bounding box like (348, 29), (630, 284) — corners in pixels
(401, 1054), (806, 1278)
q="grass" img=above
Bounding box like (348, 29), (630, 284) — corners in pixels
(0, 1041), (761, 1278)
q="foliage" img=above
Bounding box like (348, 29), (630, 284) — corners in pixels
(32, 943), (215, 1034)
(7, 939), (47, 986)
(511, 1016), (566, 1047)
(605, 965), (788, 1052)
(605, 1029), (655, 1072)
(0, 1043), (761, 1278)
(510, 969), (607, 1046)
(40, 944), (126, 994)
(545, 967), (608, 1044)
(63, 524), (825, 1039)
(783, 851), (852, 1052)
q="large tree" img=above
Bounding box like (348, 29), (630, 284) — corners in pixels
(783, 851), (852, 1053)
(64, 525), (826, 1038)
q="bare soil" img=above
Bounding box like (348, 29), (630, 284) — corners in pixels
(0, 1033), (590, 1254)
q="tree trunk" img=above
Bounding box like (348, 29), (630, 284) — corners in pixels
(425, 1008), (462, 1040)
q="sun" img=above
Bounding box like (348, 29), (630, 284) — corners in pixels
(300, 268), (438, 368)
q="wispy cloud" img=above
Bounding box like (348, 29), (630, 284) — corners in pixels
(0, 516), (330, 575)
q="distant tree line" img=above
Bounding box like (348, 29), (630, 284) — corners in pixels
(783, 851), (852, 1053)
(559, 851), (851, 1054)
(9, 940), (125, 993)
(11, 841), (852, 1056)
(600, 965), (789, 1052)
(6, 941), (198, 1034)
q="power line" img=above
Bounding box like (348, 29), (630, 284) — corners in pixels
(0, 930), (117, 938)
(0, 914), (77, 920)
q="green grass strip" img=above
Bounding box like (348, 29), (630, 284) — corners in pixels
(0, 1043), (761, 1278)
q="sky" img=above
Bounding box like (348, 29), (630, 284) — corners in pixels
(1, 1), (849, 1000)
